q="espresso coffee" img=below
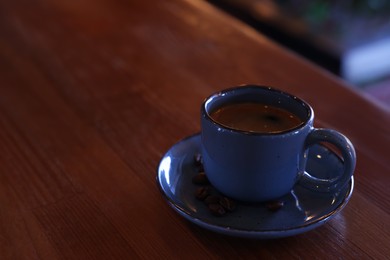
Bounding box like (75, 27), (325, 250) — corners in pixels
(210, 102), (303, 133)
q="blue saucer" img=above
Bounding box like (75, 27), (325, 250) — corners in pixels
(157, 134), (354, 239)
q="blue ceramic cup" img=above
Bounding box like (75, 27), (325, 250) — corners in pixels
(201, 85), (356, 202)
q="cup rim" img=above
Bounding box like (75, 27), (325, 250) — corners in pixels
(201, 85), (313, 136)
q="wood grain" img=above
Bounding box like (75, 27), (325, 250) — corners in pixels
(0, 0), (389, 258)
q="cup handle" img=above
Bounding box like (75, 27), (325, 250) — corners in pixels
(299, 128), (356, 192)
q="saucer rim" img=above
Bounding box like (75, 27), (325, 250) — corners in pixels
(157, 133), (354, 238)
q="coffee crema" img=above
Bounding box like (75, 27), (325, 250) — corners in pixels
(209, 102), (303, 133)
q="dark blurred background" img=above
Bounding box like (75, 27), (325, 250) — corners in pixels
(207, 0), (390, 108)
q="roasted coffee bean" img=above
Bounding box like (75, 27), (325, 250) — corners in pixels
(192, 172), (209, 185)
(265, 200), (284, 212)
(193, 153), (203, 166)
(204, 195), (221, 205)
(208, 203), (226, 216)
(197, 164), (204, 173)
(195, 186), (211, 201)
(193, 153), (204, 171)
(219, 197), (236, 212)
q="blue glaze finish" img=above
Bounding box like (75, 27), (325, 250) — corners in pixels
(201, 85), (356, 202)
(156, 134), (354, 239)
(300, 128), (357, 192)
(201, 118), (312, 202)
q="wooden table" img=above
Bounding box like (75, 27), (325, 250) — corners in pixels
(0, 0), (389, 258)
